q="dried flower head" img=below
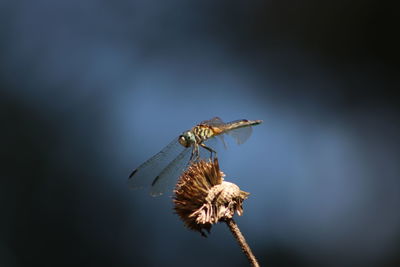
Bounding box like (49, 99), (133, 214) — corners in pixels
(173, 158), (249, 237)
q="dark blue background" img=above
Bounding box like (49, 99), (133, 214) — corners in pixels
(1, 1), (399, 266)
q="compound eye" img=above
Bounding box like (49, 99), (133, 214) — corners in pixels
(178, 135), (188, 147)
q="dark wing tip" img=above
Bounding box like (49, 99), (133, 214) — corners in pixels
(151, 175), (160, 186)
(129, 169), (138, 178)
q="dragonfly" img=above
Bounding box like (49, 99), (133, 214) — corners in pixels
(128, 117), (262, 196)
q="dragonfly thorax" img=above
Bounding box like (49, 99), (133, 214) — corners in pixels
(178, 131), (197, 148)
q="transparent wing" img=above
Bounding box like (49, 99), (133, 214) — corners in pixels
(150, 147), (192, 196)
(226, 124), (253, 144)
(202, 117), (254, 145)
(217, 135), (228, 149)
(200, 117), (225, 126)
(128, 137), (185, 190)
(150, 142), (215, 196)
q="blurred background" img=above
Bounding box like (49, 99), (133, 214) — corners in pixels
(1, 0), (399, 266)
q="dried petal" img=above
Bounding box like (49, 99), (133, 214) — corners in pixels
(173, 158), (249, 236)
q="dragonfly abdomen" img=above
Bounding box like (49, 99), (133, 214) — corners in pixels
(223, 119), (262, 132)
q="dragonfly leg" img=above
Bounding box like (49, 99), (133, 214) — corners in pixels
(189, 147), (195, 161)
(190, 144), (200, 162)
(200, 143), (217, 159)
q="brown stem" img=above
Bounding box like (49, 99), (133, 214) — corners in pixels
(225, 218), (260, 267)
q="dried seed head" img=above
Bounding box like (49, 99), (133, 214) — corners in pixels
(173, 158), (249, 237)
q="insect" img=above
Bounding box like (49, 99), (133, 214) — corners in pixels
(129, 117), (262, 196)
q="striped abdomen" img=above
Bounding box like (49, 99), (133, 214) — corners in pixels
(193, 119), (262, 142)
(208, 119), (262, 134)
(192, 125), (215, 142)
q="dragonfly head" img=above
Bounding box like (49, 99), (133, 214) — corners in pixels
(179, 131), (196, 148)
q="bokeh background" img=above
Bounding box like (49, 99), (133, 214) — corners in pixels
(1, 1), (399, 266)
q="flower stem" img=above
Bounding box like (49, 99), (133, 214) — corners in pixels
(225, 218), (260, 267)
